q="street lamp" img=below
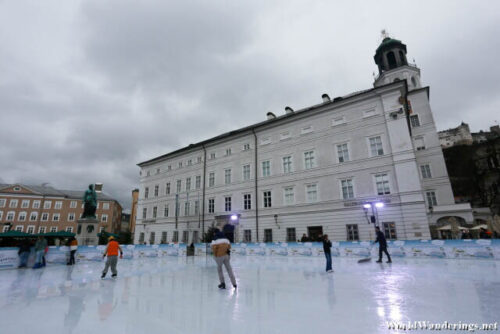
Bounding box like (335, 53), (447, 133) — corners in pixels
(363, 201), (384, 227)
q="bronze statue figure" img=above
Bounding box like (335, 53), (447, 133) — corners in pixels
(82, 184), (97, 219)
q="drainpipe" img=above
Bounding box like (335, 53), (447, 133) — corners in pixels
(251, 128), (259, 242)
(201, 144), (207, 239)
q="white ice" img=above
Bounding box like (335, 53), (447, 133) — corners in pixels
(0, 256), (499, 334)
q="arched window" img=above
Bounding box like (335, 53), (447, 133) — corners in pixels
(387, 51), (397, 69)
(399, 50), (407, 65)
(411, 76), (417, 87)
(393, 78), (400, 82)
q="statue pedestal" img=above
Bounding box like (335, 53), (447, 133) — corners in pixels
(77, 218), (99, 246)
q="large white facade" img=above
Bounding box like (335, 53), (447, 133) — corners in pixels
(134, 37), (471, 244)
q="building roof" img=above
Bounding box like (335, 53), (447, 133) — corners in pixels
(138, 80), (407, 167)
(376, 37), (403, 53)
(0, 183), (119, 203)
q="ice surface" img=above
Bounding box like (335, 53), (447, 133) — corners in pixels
(0, 256), (499, 334)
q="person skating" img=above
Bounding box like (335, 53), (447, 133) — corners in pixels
(33, 236), (47, 269)
(373, 226), (391, 263)
(101, 236), (123, 279)
(211, 230), (237, 289)
(322, 234), (333, 273)
(67, 237), (78, 265)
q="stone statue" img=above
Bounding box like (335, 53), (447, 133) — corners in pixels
(82, 184), (97, 219)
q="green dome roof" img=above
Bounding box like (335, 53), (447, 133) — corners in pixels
(376, 37), (403, 53)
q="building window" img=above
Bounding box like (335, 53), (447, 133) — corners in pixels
(32, 200), (41, 209)
(209, 173), (215, 187)
(68, 213), (75, 221)
(52, 213), (60, 222)
(139, 232), (145, 244)
(282, 156), (292, 173)
(7, 211), (15, 221)
(10, 199), (18, 208)
(178, 161), (183, 168)
(304, 151), (315, 169)
(149, 232), (156, 244)
(341, 179), (355, 199)
(225, 148), (232, 156)
(166, 183), (171, 195)
(18, 211), (27, 221)
(161, 231), (167, 244)
(194, 200), (199, 215)
(426, 191), (437, 208)
(152, 205), (158, 218)
(144, 187), (149, 199)
(103, 203), (110, 210)
(243, 165), (251, 181)
(2, 225), (9, 232)
(415, 137), (426, 150)
(337, 143), (350, 163)
(30, 212), (38, 221)
(369, 136), (384, 156)
(280, 131), (291, 141)
(301, 125), (313, 135)
(41, 212), (49, 221)
(210, 152), (216, 160)
(383, 222), (397, 240)
(286, 228), (296, 242)
(410, 114), (420, 127)
(187, 159), (192, 166)
(184, 202), (190, 216)
(168, 165), (172, 171)
(50, 227), (57, 233)
(306, 184), (318, 203)
(332, 116), (346, 126)
(420, 165), (432, 179)
(264, 229), (273, 242)
(164, 205), (169, 217)
(176, 180), (182, 193)
(197, 156), (202, 163)
(243, 143), (250, 151)
(55, 201), (63, 209)
(66, 227), (73, 233)
(156, 168), (160, 174)
(21, 200), (30, 208)
(244, 194), (251, 210)
(15, 226), (23, 232)
(147, 170), (151, 176)
(195, 176), (201, 189)
(224, 197), (231, 212)
(346, 224), (359, 241)
(70, 201), (77, 208)
(263, 191), (272, 208)
(186, 178), (191, 191)
(0, 199), (5, 207)
(154, 185), (159, 197)
(172, 231), (179, 242)
(224, 169), (232, 184)
(243, 230), (252, 242)
(142, 208), (147, 219)
(39, 226), (46, 234)
(262, 161), (271, 177)
(208, 198), (215, 213)
(260, 137), (271, 146)
(284, 187), (294, 205)
(27, 226), (35, 234)
(375, 174), (391, 195)
(182, 231), (189, 243)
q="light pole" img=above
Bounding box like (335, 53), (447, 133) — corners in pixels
(363, 202), (384, 228)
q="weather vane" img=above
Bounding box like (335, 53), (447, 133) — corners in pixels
(381, 29), (389, 39)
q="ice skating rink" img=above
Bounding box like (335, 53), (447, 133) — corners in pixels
(0, 256), (499, 334)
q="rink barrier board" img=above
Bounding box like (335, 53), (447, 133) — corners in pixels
(1, 239), (499, 269)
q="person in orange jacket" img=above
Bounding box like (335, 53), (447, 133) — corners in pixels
(101, 236), (123, 279)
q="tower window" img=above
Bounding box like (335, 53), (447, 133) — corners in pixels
(387, 51), (397, 69)
(399, 50), (406, 65)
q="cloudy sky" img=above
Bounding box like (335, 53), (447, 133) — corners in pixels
(1, 0), (499, 210)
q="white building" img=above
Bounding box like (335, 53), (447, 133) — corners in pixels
(134, 36), (472, 244)
(438, 122), (473, 148)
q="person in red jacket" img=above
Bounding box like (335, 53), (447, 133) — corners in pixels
(101, 236), (123, 279)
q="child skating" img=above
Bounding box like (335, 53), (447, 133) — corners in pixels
(101, 236), (123, 279)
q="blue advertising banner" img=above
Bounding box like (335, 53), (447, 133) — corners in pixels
(1, 239), (499, 269)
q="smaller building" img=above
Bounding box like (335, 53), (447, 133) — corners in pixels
(0, 184), (123, 234)
(438, 122), (473, 148)
(120, 212), (131, 232)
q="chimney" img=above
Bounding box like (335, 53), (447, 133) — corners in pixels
(266, 112), (276, 120)
(285, 106), (294, 114)
(94, 183), (103, 193)
(322, 94), (331, 103)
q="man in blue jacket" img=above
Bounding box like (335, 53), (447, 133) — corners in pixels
(373, 227), (392, 263)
